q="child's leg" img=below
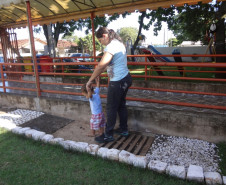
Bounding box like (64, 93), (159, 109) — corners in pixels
(89, 114), (98, 137)
(99, 127), (104, 135)
(98, 112), (106, 135)
(87, 129), (96, 137)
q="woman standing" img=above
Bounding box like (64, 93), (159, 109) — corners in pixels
(86, 27), (132, 143)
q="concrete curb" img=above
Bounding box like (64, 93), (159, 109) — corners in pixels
(1, 123), (224, 185)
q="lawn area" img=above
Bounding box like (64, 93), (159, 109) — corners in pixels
(127, 66), (226, 83)
(129, 66), (216, 78)
(0, 128), (207, 185)
(218, 142), (226, 175)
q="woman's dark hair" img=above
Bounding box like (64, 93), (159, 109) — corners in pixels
(96, 27), (122, 43)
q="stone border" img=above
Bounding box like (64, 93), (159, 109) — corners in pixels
(1, 123), (225, 185)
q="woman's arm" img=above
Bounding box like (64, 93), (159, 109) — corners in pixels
(86, 52), (112, 89)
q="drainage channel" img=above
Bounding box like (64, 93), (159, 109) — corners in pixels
(99, 133), (155, 156)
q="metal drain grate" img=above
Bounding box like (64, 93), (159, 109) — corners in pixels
(99, 133), (154, 156)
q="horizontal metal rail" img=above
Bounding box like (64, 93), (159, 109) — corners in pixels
(0, 53), (226, 111)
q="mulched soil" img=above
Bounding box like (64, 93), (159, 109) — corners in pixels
(0, 106), (73, 134)
(20, 114), (74, 134)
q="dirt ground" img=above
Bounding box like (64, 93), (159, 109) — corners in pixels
(0, 106), (98, 144)
(21, 114), (98, 144)
(53, 120), (99, 144)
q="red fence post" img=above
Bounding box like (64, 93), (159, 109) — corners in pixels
(145, 56), (147, 81)
(25, 0), (41, 97)
(0, 64), (6, 93)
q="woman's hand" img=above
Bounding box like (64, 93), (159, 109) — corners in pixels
(86, 80), (92, 92)
(86, 80), (93, 98)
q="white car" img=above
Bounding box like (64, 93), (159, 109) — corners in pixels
(68, 53), (91, 62)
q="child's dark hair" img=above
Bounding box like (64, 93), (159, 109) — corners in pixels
(96, 27), (122, 43)
(81, 83), (94, 94)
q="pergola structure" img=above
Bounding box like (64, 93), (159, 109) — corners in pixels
(0, 0), (217, 58)
(0, 0), (214, 28)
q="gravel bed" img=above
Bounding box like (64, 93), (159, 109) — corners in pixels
(0, 109), (44, 125)
(146, 134), (221, 172)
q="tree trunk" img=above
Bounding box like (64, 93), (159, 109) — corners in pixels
(42, 23), (61, 57)
(133, 11), (146, 50)
(53, 22), (60, 46)
(43, 24), (51, 55)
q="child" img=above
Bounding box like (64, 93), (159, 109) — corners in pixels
(81, 77), (105, 137)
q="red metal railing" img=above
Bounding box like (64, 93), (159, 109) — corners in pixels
(0, 54), (226, 110)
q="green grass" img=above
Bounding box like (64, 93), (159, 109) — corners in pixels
(217, 142), (226, 175)
(127, 66), (226, 83)
(0, 128), (206, 185)
(56, 65), (225, 84)
(129, 67), (216, 78)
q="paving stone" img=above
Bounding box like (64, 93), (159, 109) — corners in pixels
(24, 129), (37, 138)
(187, 165), (204, 182)
(148, 160), (167, 173)
(11, 126), (22, 134)
(106, 148), (120, 161)
(31, 131), (46, 141)
(132, 155), (147, 168)
(166, 165), (186, 179)
(59, 140), (73, 150)
(41, 134), (54, 143)
(204, 172), (222, 185)
(119, 150), (135, 165)
(97, 147), (109, 159)
(70, 142), (88, 152)
(223, 176), (226, 185)
(86, 144), (99, 155)
(49, 137), (64, 145)
(17, 127), (31, 135)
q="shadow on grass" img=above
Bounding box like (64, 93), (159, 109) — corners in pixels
(0, 128), (208, 185)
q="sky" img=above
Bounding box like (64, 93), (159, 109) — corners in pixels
(15, 12), (174, 45)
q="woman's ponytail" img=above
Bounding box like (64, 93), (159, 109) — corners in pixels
(96, 27), (122, 43)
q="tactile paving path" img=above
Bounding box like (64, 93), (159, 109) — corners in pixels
(99, 133), (155, 156)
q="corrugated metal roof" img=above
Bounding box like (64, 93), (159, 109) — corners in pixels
(0, 0), (213, 28)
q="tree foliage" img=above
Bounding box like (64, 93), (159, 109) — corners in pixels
(143, 1), (225, 45)
(35, 13), (130, 56)
(117, 27), (138, 44)
(166, 38), (180, 47)
(141, 1), (226, 77)
(78, 34), (102, 54)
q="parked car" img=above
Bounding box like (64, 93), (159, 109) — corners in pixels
(69, 53), (91, 62)
(62, 58), (72, 62)
(0, 56), (5, 71)
(65, 53), (92, 73)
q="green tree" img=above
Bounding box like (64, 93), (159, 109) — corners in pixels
(166, 38), (180, 46)
(133, 11), (147, 50)
(143, 2), (225, 51)
(34, 13), (129, 56)
(63, 34), (79, 44)
(133, 1), (225, 77)
(117, 27), (138, 44)
(78, 34), (102, 54)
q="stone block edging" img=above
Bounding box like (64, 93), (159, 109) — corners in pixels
(2, 125), (225, 185)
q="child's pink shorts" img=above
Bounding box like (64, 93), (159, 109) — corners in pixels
(90, 112), (106, 130)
